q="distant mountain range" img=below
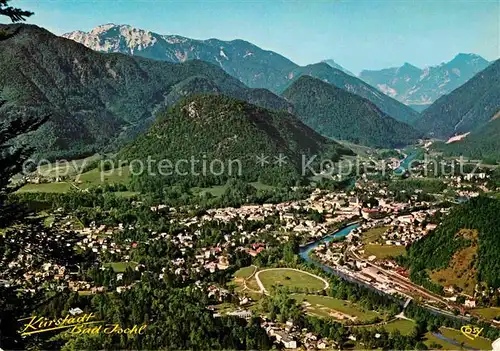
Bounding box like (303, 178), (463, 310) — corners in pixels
(282, 76), (420, 148)
(62, 23), (297, 93)
(62, 24), (420, 124)
(321, 59), (355, 76)
(0, 24), (292, 159)
(359, 54), (491, 110)
(4, 23), (497, 163)
(1, 23), (417, 163)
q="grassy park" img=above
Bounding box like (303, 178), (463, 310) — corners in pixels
(233, 266), (256, 279)
(363, 244), (406, 259)
(471, 307), (500, 320)
(380, 319), (416, 335)
(104, 261), (138, 273)
(362, 226), (390, 244)
(258, 268), (327, 292)
(293, 294), (380, 323)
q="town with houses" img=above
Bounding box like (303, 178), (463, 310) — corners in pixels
(2, 157), (499, 349)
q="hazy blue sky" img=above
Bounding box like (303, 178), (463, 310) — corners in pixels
(3, 0), (499, 73)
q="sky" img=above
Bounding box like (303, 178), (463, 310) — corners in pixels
(2, 0), (499, 74)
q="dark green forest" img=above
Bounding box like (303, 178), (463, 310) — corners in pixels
(417, 59), (500, 138)
(401, 197), (500, 291)
(0, 23), (292, 160)
(283, 63), (421, 125)
(432, 117), (500, 162)
(120, 94), (352, 188)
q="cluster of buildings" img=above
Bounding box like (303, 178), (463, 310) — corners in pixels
(262, 320), (333, 349)
(352, 208), (448, 248)
(0, 225), (81, 292)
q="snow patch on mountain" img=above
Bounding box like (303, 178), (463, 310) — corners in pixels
(220, 48), (228, 60)
(446, 132), (470, 144)
(377, 84), (397, 97)
(162, 35), (189, 44)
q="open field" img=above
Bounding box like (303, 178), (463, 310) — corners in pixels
(104, 261), (138, 273)
(193, 184), (228, 197)
(16, 161), (130, 193)
(18, 155), (130, 193)
(293, 294), (380, 323)
(229, 267), (263, 302)
(362, 226), (390, 244)
(439, 327), (492, 350)
(113, 191), (139, 198)
(423, 332), (461, 350)
(257, 268), (327, 292)
(233, 266), (256, 279)
(35, 154), (102, 178)
(471, 307), (500, 320)
(17, 182), (73, 193)
(363, 244), (406, 259)
(77, 166), (130, 187)
(429, 246), (477, 296)
(380, 319), (416, 335)
(245, 276), (261, 292)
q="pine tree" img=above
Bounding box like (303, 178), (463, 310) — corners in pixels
(0, 0), (33, 22)
(0, 2), (47, 212)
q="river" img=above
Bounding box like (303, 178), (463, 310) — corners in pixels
(299, 223), (360, 263)
(395, 149), (419, 175)
(298, 223), (473, 320)
(297, 223), (383, 292)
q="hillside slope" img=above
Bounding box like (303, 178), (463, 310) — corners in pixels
(433, 117), (500, 162)
(0, 24), (291, 159)
(282, 76), (421, 148)
(63, 24), (420, 125)
(404, 197), (500, 293)
(120, 94), (352, 187)
(285, 63), (421, 125)
(416, 59), (500, 139)
(62, 24), (298, 93)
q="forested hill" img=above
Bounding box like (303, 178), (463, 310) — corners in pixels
(0, 24), (292, 160)
(432, 117), (500, 162)
(284, 63), (421, 125)
(403, 197), (500, 294)
(64, 24), (420, 126)
(282, 76), (421, 148)
(120, 94), (352, 188)
(416, 59), (500, 139)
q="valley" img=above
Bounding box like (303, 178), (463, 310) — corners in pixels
(1, 1), (499, 350)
